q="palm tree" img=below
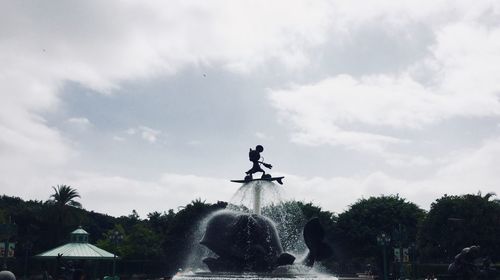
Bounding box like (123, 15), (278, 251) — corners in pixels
(48, 185), (82, 245)
(49, 185), (82, 208)
(482, 192), (496, 201)
(480, 191), (500, 204)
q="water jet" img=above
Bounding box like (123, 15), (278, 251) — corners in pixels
(174, 145), (338, 280)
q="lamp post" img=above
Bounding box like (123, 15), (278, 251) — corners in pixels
(109, 230), (123, 280)
(377, 232), (391, 280)
(409, 242), (416, 279)
(394, 224), (407, 280)
(23, 240), (33, 280)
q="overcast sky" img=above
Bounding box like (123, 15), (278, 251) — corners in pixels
(2, 0), (500, 217)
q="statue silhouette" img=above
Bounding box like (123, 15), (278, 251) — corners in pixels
(448, 245), (481, 279)
(246, 145), (272, 179)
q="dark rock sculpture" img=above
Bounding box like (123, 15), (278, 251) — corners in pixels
(200, 211), (331, 272)
(448, 245), (481, 279)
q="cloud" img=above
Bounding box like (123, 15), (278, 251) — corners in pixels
(284, 136), (500, 212)
(282, 172), (408, 213)
(66, 117), (92, 132)
(255, 132), (271, 140)
(269, 9), (500, 152)
(125, 128), (136, 135)
(124, 126), (162, 142)
(63, 172), (234, 217)
(138, 126), (161, 143)
(269, 74), (428, 152)
(187, 140), (202, 146)
(67, 117), (91, 125)
(434, 137), (500, 190)
(2, 1), (500, 217)
(0, 1), (334, 196)
(4, 135), (498, 218)
(385, 155), (434, 168)
(0, 105), (73, 197)
(113, 136), (125, 142)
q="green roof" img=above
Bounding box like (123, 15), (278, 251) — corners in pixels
(36, 227), (117, 260)
(36, 243), (116, 260)
(71, 227), (89, 235)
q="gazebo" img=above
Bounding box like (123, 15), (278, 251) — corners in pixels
(36, 227), (118, 279)
(36, 227), (115, 260)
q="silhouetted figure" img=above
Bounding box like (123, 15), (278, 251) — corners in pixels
(56, 254), (64, 280)
(448, 245), (481, 280)
(246, 145), (272, 179)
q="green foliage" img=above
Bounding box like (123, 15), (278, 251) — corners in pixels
(0, 194), (116, 257)
(123, 223), (163, 258)
(418, 192), (500, 262)
(0, 208), (7, 223)
(262, 201), (309, 253)
(102, 223), (163, 259)
(295, 201), (341, 270)
(96, 224), (126, 255)
(49, 185), (82, 208)
(161, 199), (227, 274)
(262, 201), (341, 266)
(336, 195), (426, 264)
(46, 185), (85, 245)
(3, 187), (500, 277)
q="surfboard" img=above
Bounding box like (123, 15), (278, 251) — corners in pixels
(230, 176), (284, 185)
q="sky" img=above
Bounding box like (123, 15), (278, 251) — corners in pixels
(1, 0), (500, 217)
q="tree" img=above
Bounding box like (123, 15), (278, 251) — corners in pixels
(147, 210), (175, 236)
(47, 185), (82, 244)
(295, 201), (341, 272)
(49, 185), (82, 208)
(418, 192), (500, 262)
(336, 195), (426, 268)
(162, 200), (227, 275)
(260, 201), (330, 254)
(96, 224), (126, 256)
(97, 223), (163, 259)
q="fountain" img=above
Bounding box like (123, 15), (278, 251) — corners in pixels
(173, 145), (338, 280)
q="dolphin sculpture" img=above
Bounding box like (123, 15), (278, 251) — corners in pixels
(200, 211), (331, 272)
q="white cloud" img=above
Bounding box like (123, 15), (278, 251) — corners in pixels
(113, 136), (125, 142)
(0, 1), (334, 199)
(270, 74), (429, 152)
(139, 126), (161, 143)
(255, 132), (270, 140)
(2, 0), (500, 217)
(124, 126), (161, 143)
(65, 172), (235, 217)
(385, 155), (434, 168)
(187, 140), (202, 146)
(0, 106), (73, 197)
(433, 137), (500, 190)
(67, 117), (91, 125)
(269, 8), (500, 152)
(282, 172), (408, 213)
(283, 136), (500, 212)
(3, 135), (497, 217)
(66, 117), (92, 132)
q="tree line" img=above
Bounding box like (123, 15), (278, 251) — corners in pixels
(0, 185), (499, 277)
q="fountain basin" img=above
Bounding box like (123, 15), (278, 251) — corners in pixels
(174, 272), (338, 280)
